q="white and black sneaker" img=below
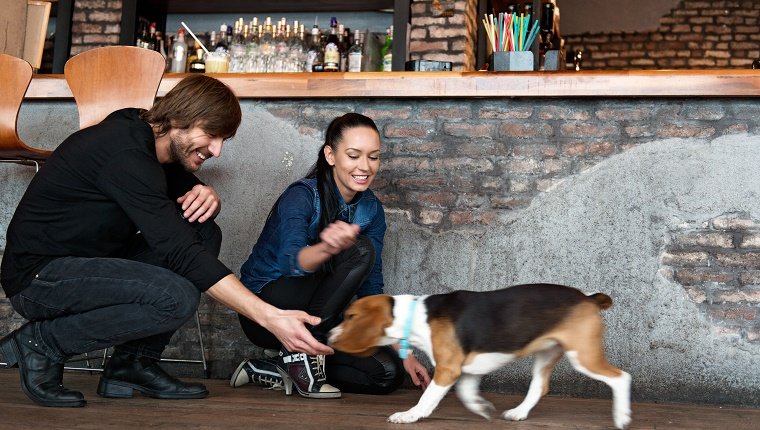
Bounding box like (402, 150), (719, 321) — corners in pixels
(230, 356), (283, 390)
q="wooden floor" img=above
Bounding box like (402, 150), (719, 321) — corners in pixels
(1, 370), (759, 429)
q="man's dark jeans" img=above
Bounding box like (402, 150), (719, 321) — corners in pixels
(8, 221), (221, 363)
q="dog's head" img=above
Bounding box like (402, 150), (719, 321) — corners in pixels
(328, 294), (395, 357)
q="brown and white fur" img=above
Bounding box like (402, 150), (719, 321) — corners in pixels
(328, 283), (631, 429)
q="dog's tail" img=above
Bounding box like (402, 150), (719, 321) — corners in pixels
(588, 293), (613, 310)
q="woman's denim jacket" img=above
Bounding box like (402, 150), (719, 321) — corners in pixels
(240, 177), (385, 298)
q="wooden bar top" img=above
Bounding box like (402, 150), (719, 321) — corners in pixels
(24, 70), (760, 99)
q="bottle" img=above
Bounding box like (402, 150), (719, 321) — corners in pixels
(188, 47), (206, 73)
(170, 28), (188, 73)
(258, 17), (275, 72)
(347, 29), (363, 72)
(287, 22), (307, 72)
(380, 25), (393, 72)
(323, 17), (341, 72)
(306, 22), (324, 72)
(229, 18), (247, 72)
(244, 18), (260, 72)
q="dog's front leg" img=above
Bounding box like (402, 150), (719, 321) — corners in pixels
(387, 381), (452, 423)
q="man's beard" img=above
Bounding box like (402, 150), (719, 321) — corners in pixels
(169, 133), (196, 172)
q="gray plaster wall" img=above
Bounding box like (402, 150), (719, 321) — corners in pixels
(2, 99), (759, 406)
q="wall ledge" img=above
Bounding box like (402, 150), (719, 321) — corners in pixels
(25, 70), (760, 99)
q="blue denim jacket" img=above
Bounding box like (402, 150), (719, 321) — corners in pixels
(240, 177), (385, 298)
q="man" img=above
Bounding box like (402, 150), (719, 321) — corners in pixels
(0, 75), (332, 407)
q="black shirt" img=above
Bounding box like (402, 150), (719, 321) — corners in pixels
(0, 108), (232, 298)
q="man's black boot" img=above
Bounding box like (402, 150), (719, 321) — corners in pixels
(97, 349), (208, 399)
(0, 322), (86, 407)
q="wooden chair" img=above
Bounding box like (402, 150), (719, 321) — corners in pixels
(64, 46), (166, 129)
(62, 46), (209, 377)
(0, 53), (51, 171)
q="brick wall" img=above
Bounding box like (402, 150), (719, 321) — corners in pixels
(70, 0), (122, 56)
(409, 0), (479, 71)
(564, 0), (760, 69)
(661, 212), (760, 342)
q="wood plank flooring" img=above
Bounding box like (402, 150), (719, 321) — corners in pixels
(1, 369), (758, 429)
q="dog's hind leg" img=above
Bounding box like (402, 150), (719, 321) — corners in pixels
(502, 343), (563, 422)
(565, 350), (631, 430)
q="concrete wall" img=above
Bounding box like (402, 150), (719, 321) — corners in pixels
(2, 97), (760, 407)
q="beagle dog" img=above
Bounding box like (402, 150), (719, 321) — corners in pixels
(328, 283), (631, 429)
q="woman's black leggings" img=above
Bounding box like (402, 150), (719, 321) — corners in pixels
(238, 236), (404, 394)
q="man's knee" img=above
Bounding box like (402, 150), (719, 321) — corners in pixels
(155, 273), (201, 323)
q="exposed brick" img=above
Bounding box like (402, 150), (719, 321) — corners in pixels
(361, 107), (412, 120)
(714, 289), (760, 303)
(538, 107), (591, 121)
(442, 122), (494, 138)
(479, 106), (533, 119)
(418, 209), (444, 225)
(559, 123), (619, 138)
(739, 271), (760, 285)
(383, 124), (433, 138)
(674, 268), (735, 285)
(712, 213), (756, 230)
(656, 124), (716, 138)
(596, 107), (652, 121)
(739, 233), (760, 248)
(499, 123), (553, 139)
(672, 232), (735, 248)
(709, 306), (756, 321)
(715, 252), (760, 269)
(419, 107), (471, 120)
(392, 141), (445, 156)
(661, 250), (710, 266)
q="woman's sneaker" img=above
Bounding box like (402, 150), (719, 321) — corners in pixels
(275, 348), (341, 399)
(230, 357), (283, 390)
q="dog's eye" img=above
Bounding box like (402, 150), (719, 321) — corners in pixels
(346, 313), (355, 321)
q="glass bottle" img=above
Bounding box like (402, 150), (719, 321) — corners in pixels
(347, 29), (363, 72)
(188, 47), (206, 73)
(323, 17), (341, 72)
(229, 19), (247, 72)
(306, 23), (324, 72)
(170, 28), (188, 73)
(258, 17), (275, 72)
(380, 25), (393, 72)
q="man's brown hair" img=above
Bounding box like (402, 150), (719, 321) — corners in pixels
(141, 74), (242, 139)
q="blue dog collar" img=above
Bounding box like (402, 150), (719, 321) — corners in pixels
(398, 298), (418, 359)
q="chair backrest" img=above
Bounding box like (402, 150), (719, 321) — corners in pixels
(64, 46), (166, 129)
(0, 53), (50, 161)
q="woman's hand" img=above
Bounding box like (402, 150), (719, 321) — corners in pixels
(177, 184), (221, 223)
(403, 353), (431, 390)
(319, 220), (360, 255)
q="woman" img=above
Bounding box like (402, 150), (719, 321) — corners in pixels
(231, 113), (430, 398)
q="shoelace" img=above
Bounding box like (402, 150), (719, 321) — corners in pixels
(311, 355), (327, 382)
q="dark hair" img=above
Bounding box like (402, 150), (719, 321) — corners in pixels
(307, 113), (380, 231)
(140, 74), (242, 139)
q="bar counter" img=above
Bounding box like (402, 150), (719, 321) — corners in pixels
(24, 69), (760, 99)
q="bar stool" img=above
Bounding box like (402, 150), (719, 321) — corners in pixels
(62, 46), (209, 377)
(0, 53), (51, 171)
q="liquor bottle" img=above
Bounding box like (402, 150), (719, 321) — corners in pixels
(306, 23), (324, 72)
(347, 29), (363, 72)
(170, 28), (188, 73)
(287, 22), (307, 72)
(245, 18), (260, 72)
(323, 17), (341, 72)
(188, 46), (206, 73)
(145, 22), (156, 51)
(258, 17), (275, 72)
(229, 19), (247, 72)
(380, 26), (393, 72)
(135, 21), (148, 48)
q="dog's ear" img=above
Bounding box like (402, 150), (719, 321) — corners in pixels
(332, 295), (394, 356)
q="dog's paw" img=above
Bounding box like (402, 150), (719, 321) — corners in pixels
(463, 399), (495, 420)
(387, 410), (423, 424)
(502, 407), (529, 422)
(613, 407), (632, 429)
